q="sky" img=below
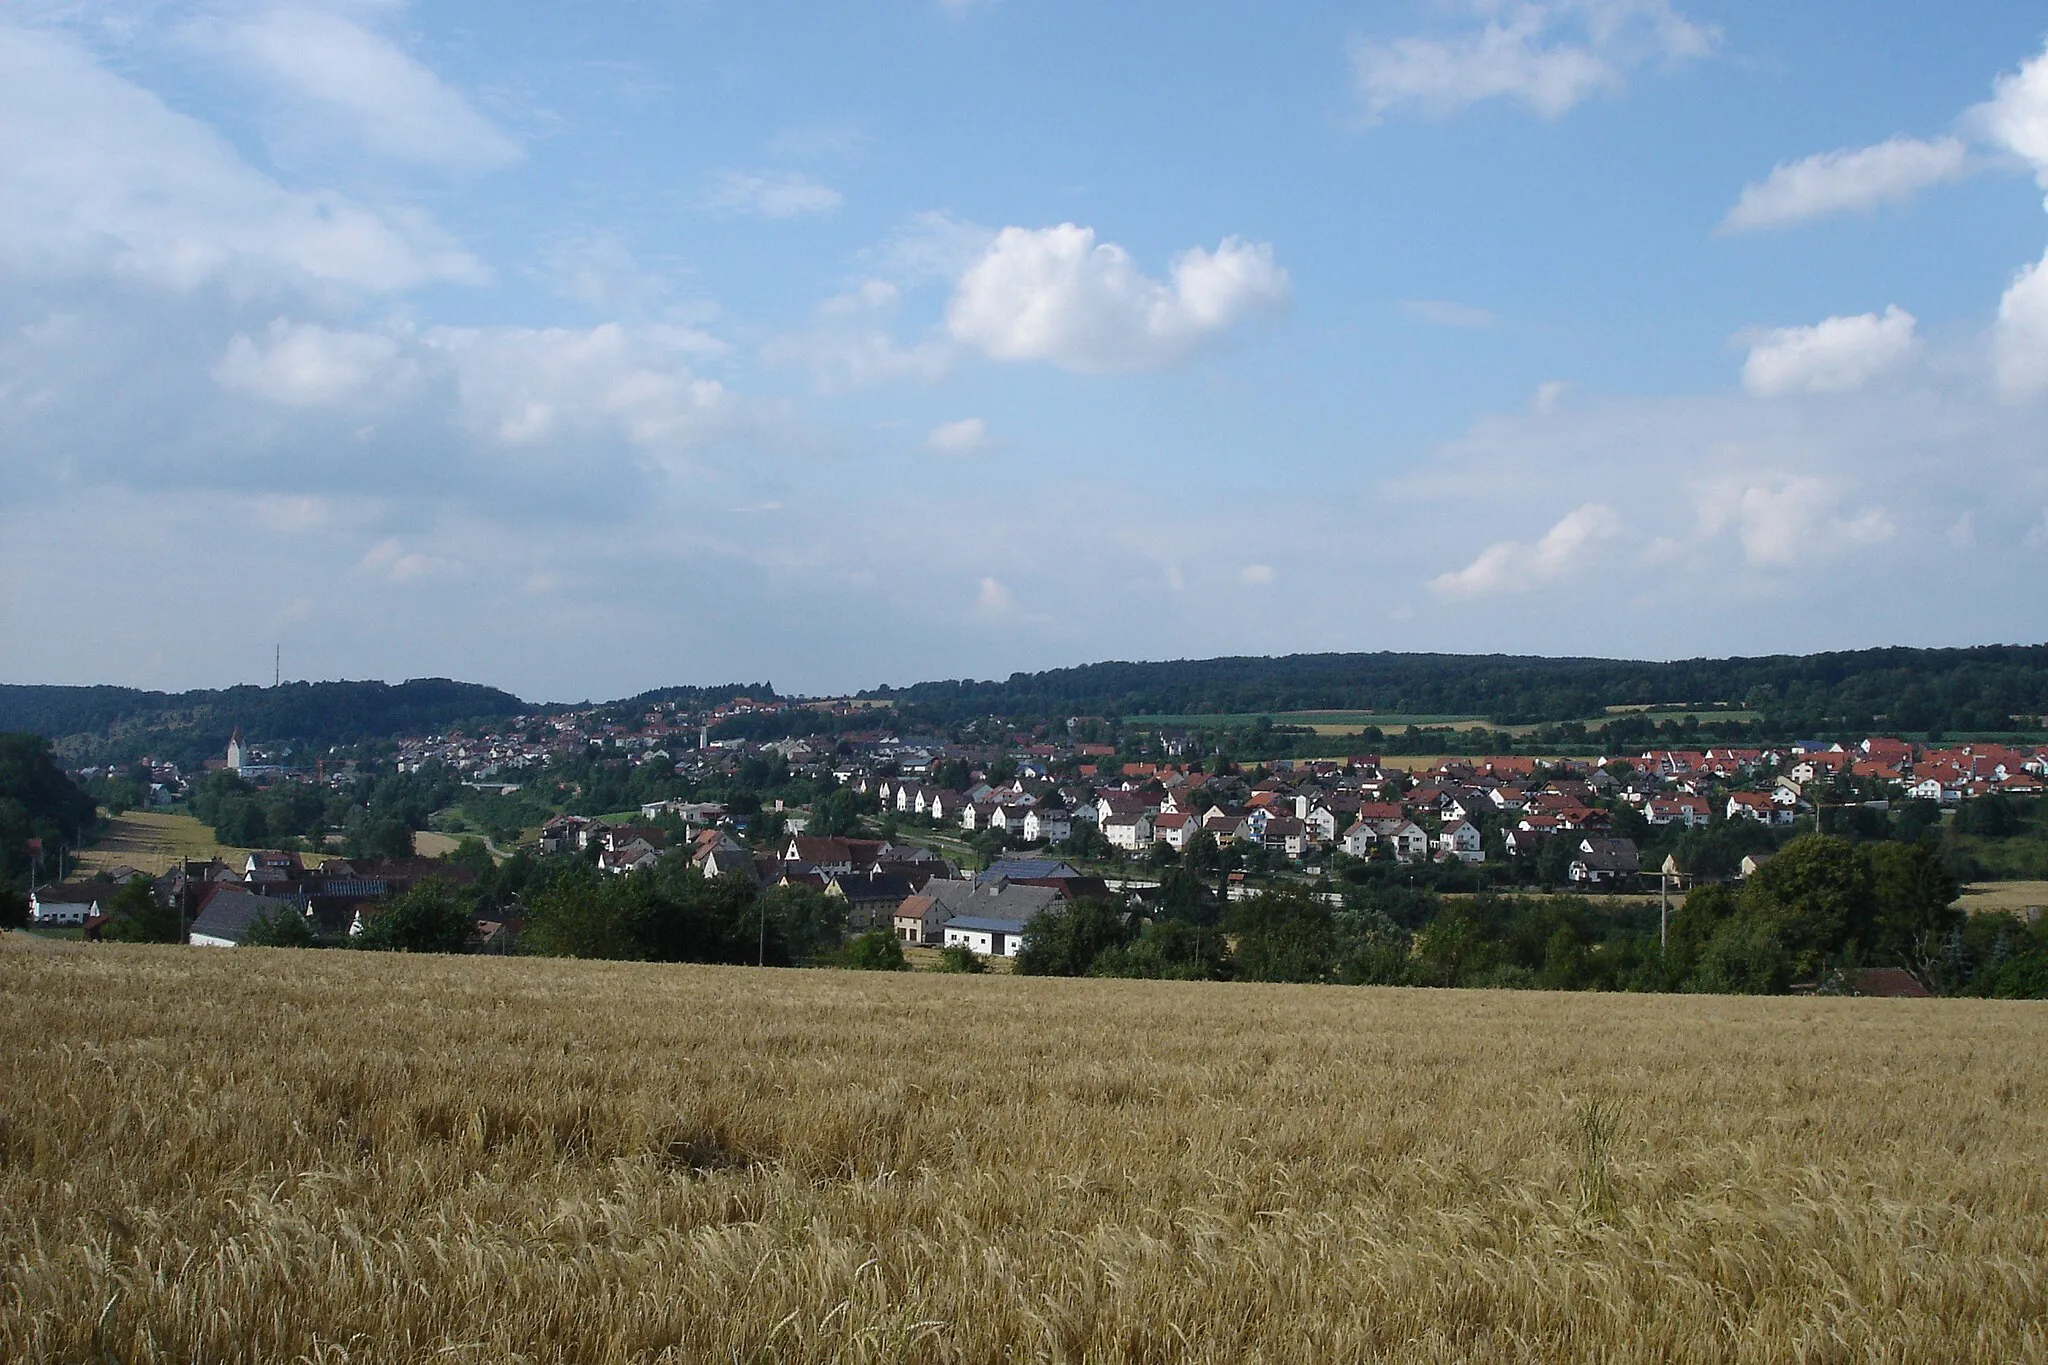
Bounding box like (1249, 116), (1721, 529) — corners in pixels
(3, 0), (2047, 703)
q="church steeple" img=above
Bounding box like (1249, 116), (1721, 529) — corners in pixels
(226, 726), (245, 772)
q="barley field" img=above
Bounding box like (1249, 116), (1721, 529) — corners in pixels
(3, 937), (2047, 1363)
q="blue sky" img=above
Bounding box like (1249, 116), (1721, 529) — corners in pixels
(4, 0), (2047, 702)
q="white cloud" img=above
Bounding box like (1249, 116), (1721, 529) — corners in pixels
(212, 319), (409, 407)
(945, 224), (1289, 373)
(0, 22), (483, 293)
(199, 5), (520, 174)
(971, 576), (1014, 618)
(1240, 564), (1278, 586)
(1398, 299), (1498, 328)
(925, 417), (989, 454)
(1740, 306), (1918, 397)
(1993, 248), (2048, 398)
(704, 170), (843, 219)
(761, 280), (951, 392)
(1974, 41), (2048, 185)
(1718, 478), (1895, 567)
(425, 322), (728, 448)
(1721, 136), (1970, 233)
(1352, 0), (1714, 122)
(1532, 379), (1570, 413)
(1431, 502), (1622, 596)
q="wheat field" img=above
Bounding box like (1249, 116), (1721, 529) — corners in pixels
(3, 937), (2046, 1363)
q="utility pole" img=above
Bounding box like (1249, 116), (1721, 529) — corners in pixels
(1660, 869), (1669, 950)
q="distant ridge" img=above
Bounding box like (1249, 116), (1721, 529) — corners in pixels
(0, 678), (526, 765)
(864, 644), (2048, 734)
(6, 644), (2046, 762)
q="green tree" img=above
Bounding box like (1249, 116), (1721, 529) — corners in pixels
(1738, 834), (1874, 978)
(244, 906), (317, 948)
(102, 878), (183, 943)
(1090, 919), (1231, 980)
(0, 885), (28, 932)
(1229, 887), (1337, 983)
(1016, 898), (1135, 976)
(1864, 840), (1960, 963)
(843, 929), (908, 970)
(353, 880), (473, 953)
(761, 883), (845, 964)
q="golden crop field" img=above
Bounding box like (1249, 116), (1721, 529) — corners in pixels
(4, 938), (2047, 1363)
(69, 810), (258, 878)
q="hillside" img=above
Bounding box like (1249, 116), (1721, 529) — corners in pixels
(0, 678), (527, 766)
(867, 644), (2048, 734)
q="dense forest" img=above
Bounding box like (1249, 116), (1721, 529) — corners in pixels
(0, 735), (99, 886)
(0, 679), (527, 767)
(867, 645), (2048, 734)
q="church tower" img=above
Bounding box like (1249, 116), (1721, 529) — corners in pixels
(226, 727), (245, 772)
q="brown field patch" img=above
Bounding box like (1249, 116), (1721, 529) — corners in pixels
(1959, 880), (2048, 915)
(72, 809), (259, 877)
(4, 941), (2048, 1362)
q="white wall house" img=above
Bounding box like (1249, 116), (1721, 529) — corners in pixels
(943, 915), (1029, 958)
(29, 888), (100, 925)
(1022, 808), (1071, 843)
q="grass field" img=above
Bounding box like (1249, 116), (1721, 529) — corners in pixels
(1959, 880), (2048, 914)
(5, 939), (2047, 1362)
(70, 810), (258, 877)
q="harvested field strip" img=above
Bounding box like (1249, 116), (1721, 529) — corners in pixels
(3, 939), (2047, 1362)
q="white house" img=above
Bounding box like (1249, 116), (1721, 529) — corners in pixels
(1341, 817), (1379, 858)
(1103, 812), (1155, 851)
(1378, 819), (1430, 864)
(943, 915), (1030, 958)
(1436, 820), (1484, 863)
(1021, 808), (1071, 843)
(1152, 810), (1200, 852)
(28, 885), (102, 926)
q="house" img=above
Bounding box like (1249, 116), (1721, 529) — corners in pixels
(1021, 807), (1072, 844)
(1436, 820), (1484, 863)
(28, 881), (112, 926)
(1726, 792), (1790, 826)
(898, 879), (1060, 949)
(1341, 816), (1379, 858)
(1643, 796), (1711, 829)
(827, 868), (932, 931)
(1152, 810), (1201, 852)
(943, 916), (1031, 958)
(1569, 837), (1640, 886)
(1103, 812), (1155, 851)
(1261, 816), (1311, 857)
(1378, 819), (1430, 863)
(190, 885), (299, 947)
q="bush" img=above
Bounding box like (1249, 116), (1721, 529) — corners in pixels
(842, 930), (908, 971)
(353, 880), (473, 954)
(244, 907), (318, 948)
(935, 944), (986, 973)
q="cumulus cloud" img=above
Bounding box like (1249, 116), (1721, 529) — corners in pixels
(1352, 0), (1714, 122)
(1740, 307), (1918, 397)
(1721, 136), (1970, 233)
(945, 225), (1289, 373)
(1993, 249), (2048, 398)
(1240, 564), (1278, 586)
(212, 319), (409, 407)
(762, 280), (951, 392)
(704, 170), (843, 219)
(0, 22), (483, 292)
(1974, 41), (2048, 185)
(925, 417), (988, 454)
(198, 5), (520, 174)
(971, 576), (1014, 618)
(1430, 502), (1622, 596)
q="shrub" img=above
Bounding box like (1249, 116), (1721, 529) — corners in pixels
(842, 930), (908, 971)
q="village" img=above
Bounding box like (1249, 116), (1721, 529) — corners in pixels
(30, 695), (2048, 963)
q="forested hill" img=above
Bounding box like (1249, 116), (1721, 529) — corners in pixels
(0, 679), (527, 766)
(865, 645), (2048, 734)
